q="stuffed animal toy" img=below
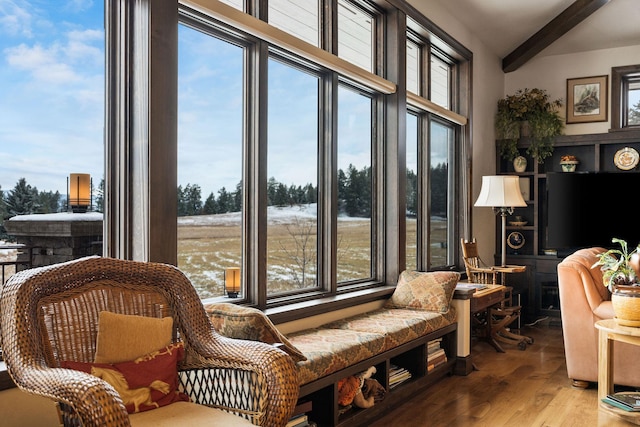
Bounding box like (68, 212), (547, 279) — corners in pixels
(337, 366), (385, 409)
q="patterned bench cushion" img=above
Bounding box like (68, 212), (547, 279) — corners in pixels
(322, 307), (456, 352)
(286, 328), (386, 385)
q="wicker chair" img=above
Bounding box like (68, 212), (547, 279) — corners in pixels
(0, 256), (299, 427)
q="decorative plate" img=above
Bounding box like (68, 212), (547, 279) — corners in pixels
(507, 231), (525, 250)
(614, 147), (639, 171)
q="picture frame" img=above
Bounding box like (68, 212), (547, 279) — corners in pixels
(566, 75), (608, 123)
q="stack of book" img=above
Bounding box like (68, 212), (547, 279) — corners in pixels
(287, 400), (314, 427)
(427, 338), (447, 371)
(602, 392), (640, 412)
(389, 364), (412, 389)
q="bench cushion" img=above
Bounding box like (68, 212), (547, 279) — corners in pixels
(323, 307), (456, 351)
(286, 328), (386, 385)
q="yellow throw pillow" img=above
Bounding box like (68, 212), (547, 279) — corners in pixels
(94, 311), (173, 364)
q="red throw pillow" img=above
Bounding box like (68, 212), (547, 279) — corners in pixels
(62, 342), (190, 414)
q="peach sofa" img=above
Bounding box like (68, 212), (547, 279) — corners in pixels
(557, 247), (640, 388)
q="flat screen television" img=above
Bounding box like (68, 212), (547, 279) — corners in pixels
(547, 172), (640, 256)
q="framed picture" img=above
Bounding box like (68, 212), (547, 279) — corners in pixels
(566, 75), (608, 123)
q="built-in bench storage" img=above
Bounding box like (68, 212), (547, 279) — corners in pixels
(206, 270), (460, 427)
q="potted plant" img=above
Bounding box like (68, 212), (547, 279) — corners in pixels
(495, 88), (564, 163)
(593, 238), (640, 326)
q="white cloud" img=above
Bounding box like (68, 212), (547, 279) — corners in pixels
(64, 0), (94, 13)
(0, 0), (33, 38)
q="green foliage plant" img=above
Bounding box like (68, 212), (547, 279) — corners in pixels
(592, 238), (640, 291)
(495, 88), (564, 163)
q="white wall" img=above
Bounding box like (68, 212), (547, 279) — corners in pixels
(504, 45), (640, 136)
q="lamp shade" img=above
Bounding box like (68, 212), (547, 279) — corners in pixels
(225, 267), (241, 298)
(474, 175), (527, 208)
(69, 173), (91, 212)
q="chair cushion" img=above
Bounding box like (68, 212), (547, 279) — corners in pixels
(205, 302), (307, 362)
(95, 311), (173, 364)
(384, 270), (460, 312)
(129, 401), (254, 426)
(62, 342), (190, 414)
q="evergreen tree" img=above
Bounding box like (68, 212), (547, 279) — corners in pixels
(202, 192), (217, 214)
(629, 99), (640, 126)
(0, 185), (6, 219)
(406, 168), (418, 216)
(6, 178), (38, 216)
(37, 191), (61, 213)
(95, 179), (105, 213)
(177, 185), (187, 216)
(233, 181), (242, 212)
(267, 177), (278, 206)
(430, 163), (448, 217)
(185, 184), (202, 215)
(217, 187), (232, 213)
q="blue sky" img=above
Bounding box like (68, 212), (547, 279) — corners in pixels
(0, 0), (104, 196)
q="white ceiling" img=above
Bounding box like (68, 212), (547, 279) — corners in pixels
(416, 0), (640, 61)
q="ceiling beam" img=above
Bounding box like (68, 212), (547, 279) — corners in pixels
(502, 0), (611, 73)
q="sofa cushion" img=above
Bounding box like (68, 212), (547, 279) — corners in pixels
(384, 270), (460, 312)
(62, 342), (190, 414)
(286, 328), (386, 385)
(204, 303), (307, 362)
(129, 401), (254, 426)
(95, 311), (173, 364)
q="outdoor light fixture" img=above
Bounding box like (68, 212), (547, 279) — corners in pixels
(225, 267), (241, 298)
(68, 173), (91, 213)
(474, 175), (527, 267)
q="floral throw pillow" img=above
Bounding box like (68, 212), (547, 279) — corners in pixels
(384, 270), (460, 312)
(204, 303), (307, 362)
(62, 342), (190, 414)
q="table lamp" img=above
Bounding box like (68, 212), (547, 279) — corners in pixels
(474, 175), (527, 266)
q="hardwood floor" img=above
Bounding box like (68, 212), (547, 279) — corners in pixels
(369, 318), (633, 427)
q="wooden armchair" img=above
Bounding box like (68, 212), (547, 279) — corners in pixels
(0, 256), (299, 427)
(460, 238), (532, 351)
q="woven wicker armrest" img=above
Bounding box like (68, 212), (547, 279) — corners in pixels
(181, 333), (299, 427)
(17, 366), (130, 426)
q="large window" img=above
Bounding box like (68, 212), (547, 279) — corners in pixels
(105, 0), (471, 316)
(612, 65), (640, 129)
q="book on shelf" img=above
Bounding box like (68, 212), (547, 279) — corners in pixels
(427, 347), (445, 359)
(286, 414), (310, 427)
(427, 338), (443, 353)
(603, 392), (640, 411)
(427, 354), (447, 371)
(292, 400), (312, 417)
(389, 364), (412, 388)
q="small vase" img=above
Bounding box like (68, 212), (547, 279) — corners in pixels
(513, 156), (527, 173)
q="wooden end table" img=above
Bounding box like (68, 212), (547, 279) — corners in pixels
(595, 319), (640, 424)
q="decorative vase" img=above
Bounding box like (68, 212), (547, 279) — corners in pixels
(520, 120), (531, 138)
(612, 285), (640, 327)
(513, 156), (527, 172)
(560, 161), (578, 172)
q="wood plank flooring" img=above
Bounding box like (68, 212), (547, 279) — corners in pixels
(369, 318), (633, 427)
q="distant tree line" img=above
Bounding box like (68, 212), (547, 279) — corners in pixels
(0, 162), (447, 238)
(177, 163), (448, 218)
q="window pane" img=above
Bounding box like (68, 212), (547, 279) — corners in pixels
(338, 0), (374, 72)
(267, 58), (319, 294)
(177, 25), (244, 299)
(269, 0), (319, 47)
(429, 120), (452, 268)
(0, 4), (104, 214)
(627, 79), (640, 126)
(337, 85), (373, 283)
(406, 39), (420, 94)
(406, 113), (418, 271)
(430, 53), (450, 109)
